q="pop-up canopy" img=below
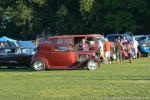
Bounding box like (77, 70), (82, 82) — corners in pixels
(17, 41), (36, 48)
(0, 36), (16, 42)
(0, 36), (18, 47)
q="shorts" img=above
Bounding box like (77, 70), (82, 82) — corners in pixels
(99, 50), (104, 56)
(105, 52), (110, 58)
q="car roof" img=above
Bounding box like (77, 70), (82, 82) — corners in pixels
(47, 34), (102, 39)
(106, 33), (130, 37)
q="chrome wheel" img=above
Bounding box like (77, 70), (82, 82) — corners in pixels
(87, 60), (98, 70)
(33, 60), (45, 71)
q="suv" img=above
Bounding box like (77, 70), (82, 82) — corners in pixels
(31, 44), (101, 71)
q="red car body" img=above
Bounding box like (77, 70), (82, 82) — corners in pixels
(31, 44), (100, 71)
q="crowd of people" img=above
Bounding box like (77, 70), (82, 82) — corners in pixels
(97, 37), (139, 64)
(0, 42), (9, 48)
(81, 36), (139, 64)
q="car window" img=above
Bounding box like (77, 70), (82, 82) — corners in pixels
(0, 49), (7, 55)
(19, 48), (35, 55)
(53, 46), (69, 51)
(0, 48), (16, 55)
(139, 37), (150, 43)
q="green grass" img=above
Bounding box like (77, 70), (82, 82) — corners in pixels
(0, 57), (150, 100)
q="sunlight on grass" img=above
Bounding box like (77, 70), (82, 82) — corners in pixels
(0, 57), (150, 100)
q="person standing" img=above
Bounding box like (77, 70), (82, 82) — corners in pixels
(122, 37), (127, 42)
(98, 39), (106, 63)
(132, 38), (139, 58)
(115, 37), (124, 64)
(82, 38), (89, 51)
(104, 39), (111, 64)
(127, 41), (134, 63)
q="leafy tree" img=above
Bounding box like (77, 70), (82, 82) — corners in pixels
(0, 0), (150, 39)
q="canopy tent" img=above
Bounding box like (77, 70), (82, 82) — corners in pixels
(0, 36), (18, 47)
(0, 36), (16, 42)
(17, 41), (36, 48)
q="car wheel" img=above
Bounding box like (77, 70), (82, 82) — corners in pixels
(87, 60), (98, 71)
(32, 60), (46, 71)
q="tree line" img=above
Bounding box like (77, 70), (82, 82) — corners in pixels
(0, 0), (150, 40)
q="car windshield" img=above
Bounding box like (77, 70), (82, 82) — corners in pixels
(107, 34), (132, 42)
(138, 36), (150, 43)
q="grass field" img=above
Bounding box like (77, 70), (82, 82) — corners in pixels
(0, 57), (150, 100)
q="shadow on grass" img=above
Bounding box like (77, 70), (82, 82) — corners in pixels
(0, 67), (34, 72)
(0, 67), (85, 72)
(122, 78), (150, 80)
(91, 77), (150, 81)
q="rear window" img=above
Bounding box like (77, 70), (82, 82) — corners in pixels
(139, 36), (150, 43)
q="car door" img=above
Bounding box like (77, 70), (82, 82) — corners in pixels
(0, 48), (8, 65)
(47, 46), (77, 69)
(0, 48), (17, 66)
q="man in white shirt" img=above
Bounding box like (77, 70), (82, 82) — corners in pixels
(132, 38), (139, 58)
(98, 39), (106, 63)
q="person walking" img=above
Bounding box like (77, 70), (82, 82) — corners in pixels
(104, 39), (111, 64)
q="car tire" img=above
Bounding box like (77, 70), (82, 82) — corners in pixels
(87, 60), (98, 71)
(32, 60), (46, 71)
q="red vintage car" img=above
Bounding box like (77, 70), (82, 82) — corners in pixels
(31, 44), (101, 71)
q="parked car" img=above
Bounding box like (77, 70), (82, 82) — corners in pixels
(133, 35), (144, 41)
(0, 47), (34, 68)
(31, 44), (101, 71)
(138, 35), (150, 56)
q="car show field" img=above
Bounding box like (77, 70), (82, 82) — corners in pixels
(0, 57), (150, 100)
